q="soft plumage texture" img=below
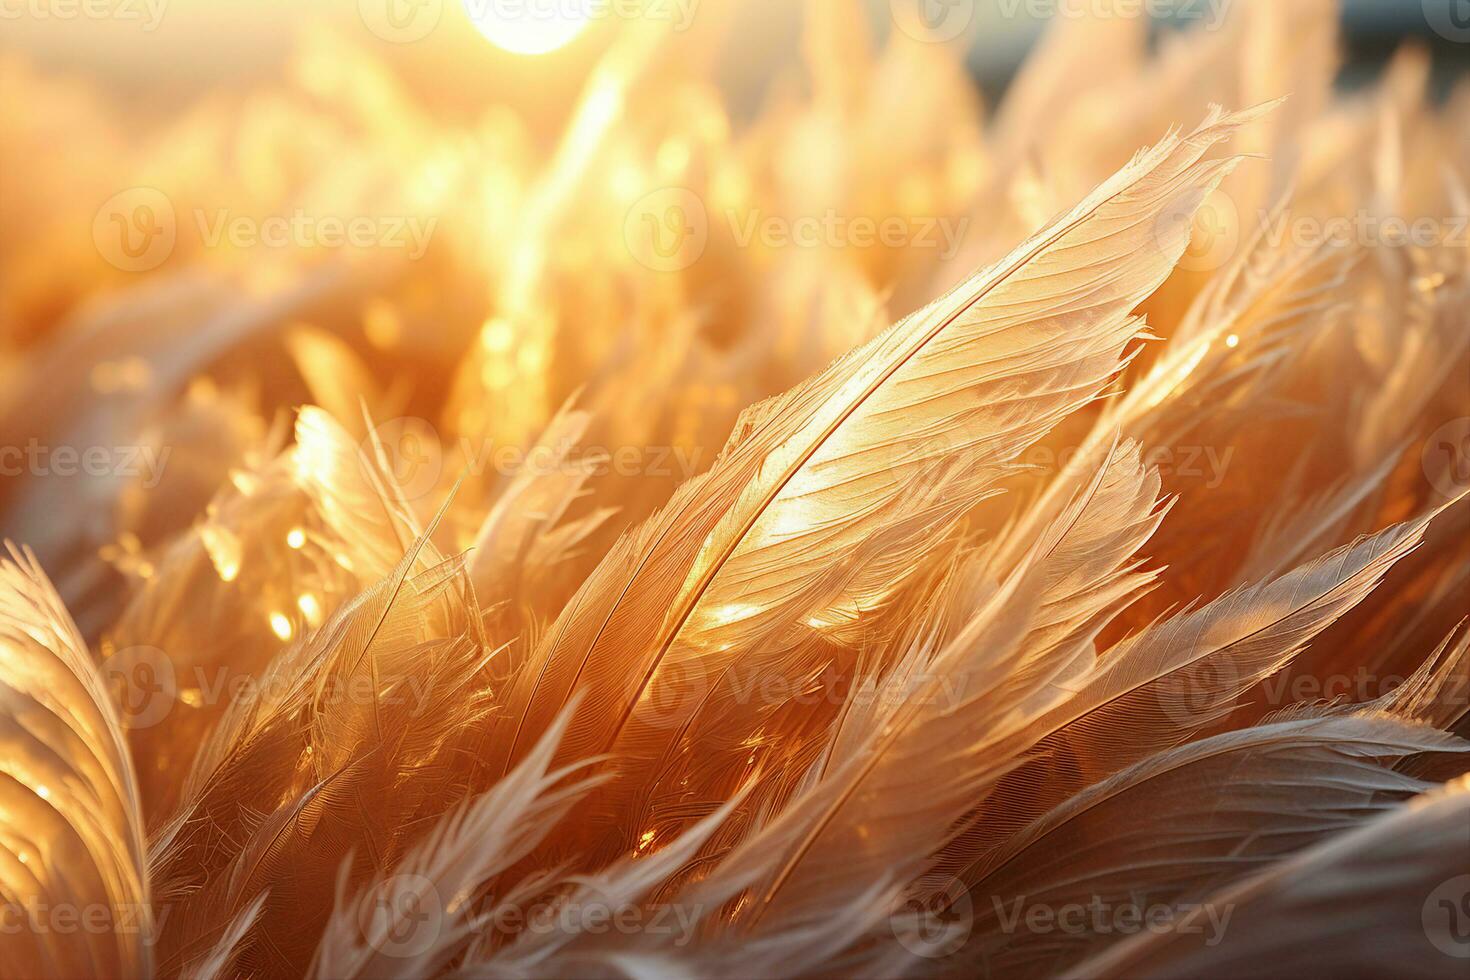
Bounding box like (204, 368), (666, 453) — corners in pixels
(0, 547), (152, 978)
(1064, 775), (1470, 980)
(0, 0), (1467, 978)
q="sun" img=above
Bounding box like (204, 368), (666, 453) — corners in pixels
(463, 1), (591, 56)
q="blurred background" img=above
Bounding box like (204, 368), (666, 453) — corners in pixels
(5, 0), (1469, 121)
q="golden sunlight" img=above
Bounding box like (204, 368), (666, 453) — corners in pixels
(464, 1), (590, 56)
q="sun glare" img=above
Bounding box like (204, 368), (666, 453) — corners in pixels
(465, 2), (590, 56)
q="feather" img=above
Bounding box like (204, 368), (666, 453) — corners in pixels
(0, 545), (152, 978)
(311, 702), (604, 980)
(499, 105), (1261, 867)
(959, 712), (1466, 978)
(1065, 776), (1470, 979)
(947, 499), (1456, 883)
(180, 892), (268, 980)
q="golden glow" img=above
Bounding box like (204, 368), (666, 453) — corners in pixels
(287, 528), (307, 549)
(269, 612), (293, 641)
(464, 1), (590, 56)
(298, 592), (323, 626)
(1225, 334), (1240, 348)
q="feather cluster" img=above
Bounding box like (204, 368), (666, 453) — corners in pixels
(0, 1), (1468, 977)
